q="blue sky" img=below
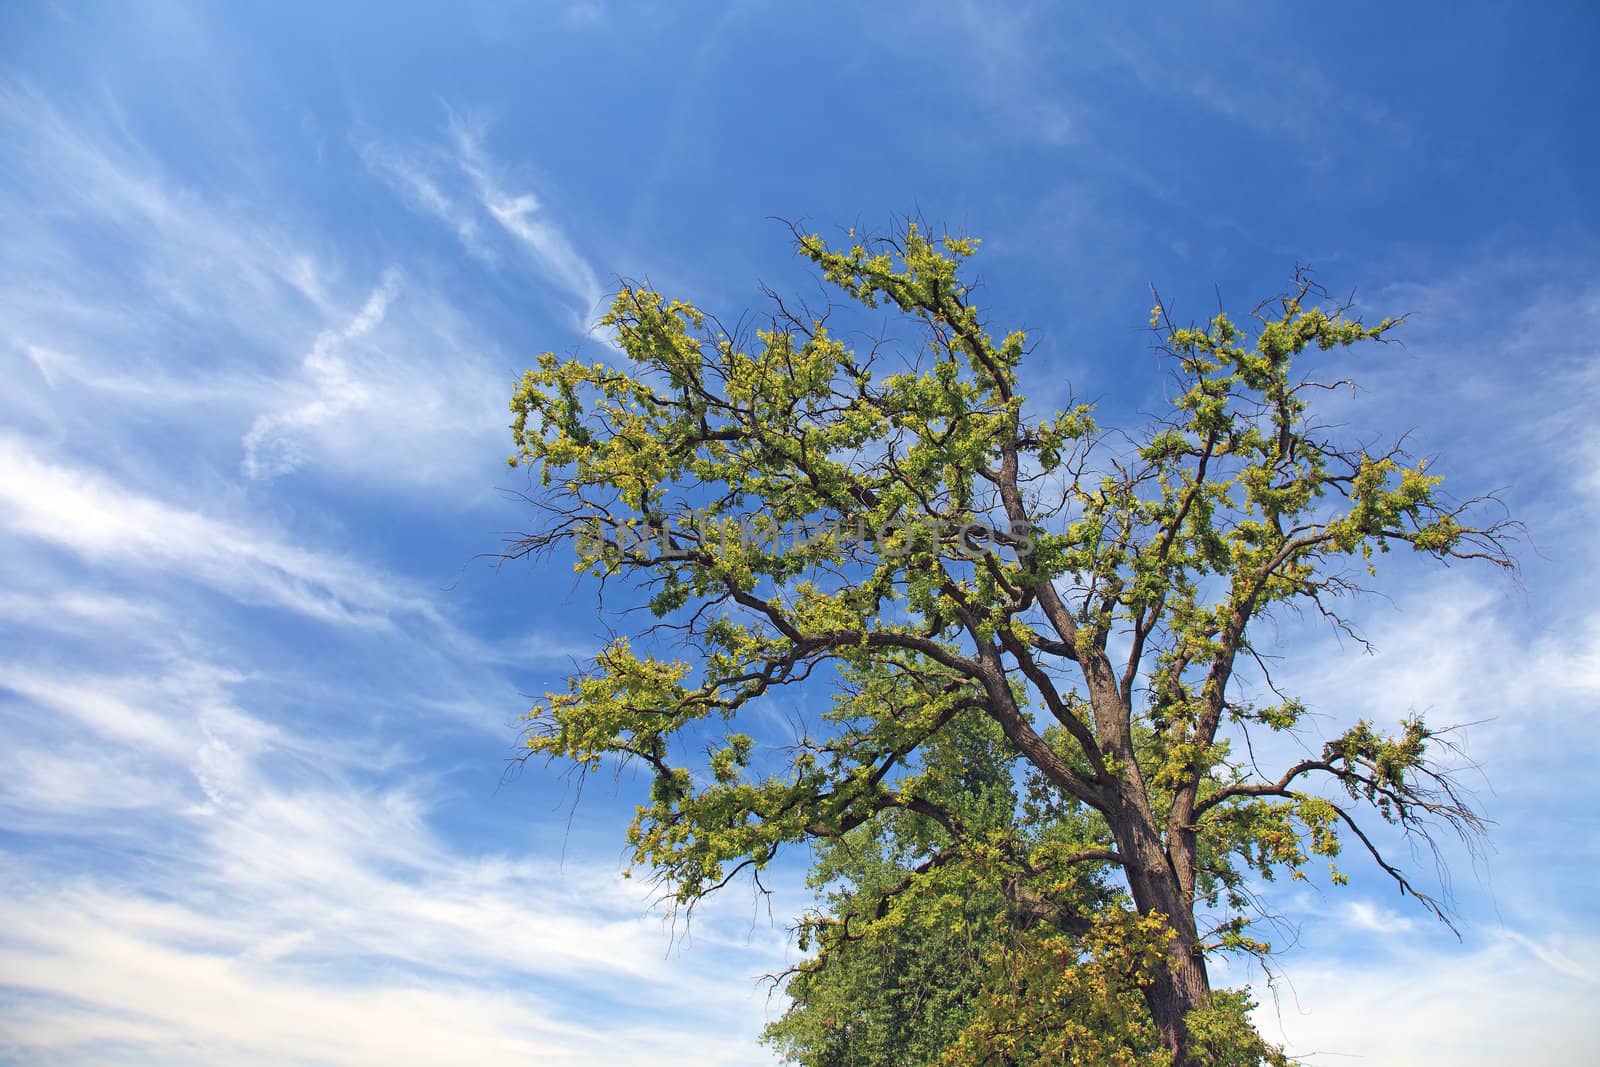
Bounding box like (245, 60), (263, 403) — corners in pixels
(1, 1), (1596, 1063)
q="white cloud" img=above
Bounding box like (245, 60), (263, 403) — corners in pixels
(449, 115), (608, 329)
(366, 113), (608, 334)
(1, 667), (199, 762)
(0, 741), (188, 821)
(361, 141), (494, 261)
(0, 84), (335, 330)
(231, 272), (513, 492)
(0, 434), (432, 626)
(0, 592), (788, 1065)
(242, 267), (403, 481)
(1258, 933), (1600, 1065)
(2, 85), (518, 498)
(0, 586), (168, 629)
(0, 879), (776, 1067)
(1338, 899), (1417, 936)
(361, 116), (612, 338)
(1499, 929), (1600, 985)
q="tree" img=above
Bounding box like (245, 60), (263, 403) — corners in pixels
(759, 710), (1255, 1066)
(762, 710), (1174, 1066)
(760, 711), (1034, 1066)
(505, 222), (1514, 1064)
(762, 712), (1291, 1065)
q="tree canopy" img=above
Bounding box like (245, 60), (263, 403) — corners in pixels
(505, 222), (1515, 1064)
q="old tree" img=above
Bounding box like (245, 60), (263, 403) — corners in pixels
(506, 225), (1513, 1064)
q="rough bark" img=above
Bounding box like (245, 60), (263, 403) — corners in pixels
(1100, 779), (1208, 1061)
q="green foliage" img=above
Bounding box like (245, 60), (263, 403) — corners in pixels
(1184, 990), (1292, 1067)
(764, 715), (1290, 1066)
(506, 221), (1513, 1063)
(937, 911), (1175, 1066)
(762, 713), (1038, 1066)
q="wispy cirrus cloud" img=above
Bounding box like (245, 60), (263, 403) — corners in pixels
(0, 435), (430, 627)
(0, 426), (779, 1063)
(241, 267), (404, 482)
(0, 650), (786, 1067)
(0, 555), (779, 1067)
(1338, 899), (1418, 936)
(360, 140), (495, 262)
(3, 83), (517, 498)
(1254, 931), (1600, 1065)
(362, 113), (611, 335)
(0, 66), (790, 1065)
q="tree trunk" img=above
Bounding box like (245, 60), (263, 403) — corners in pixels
(1142, 931), (1210, 1065)
(1110, 800), (1211, 1065)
